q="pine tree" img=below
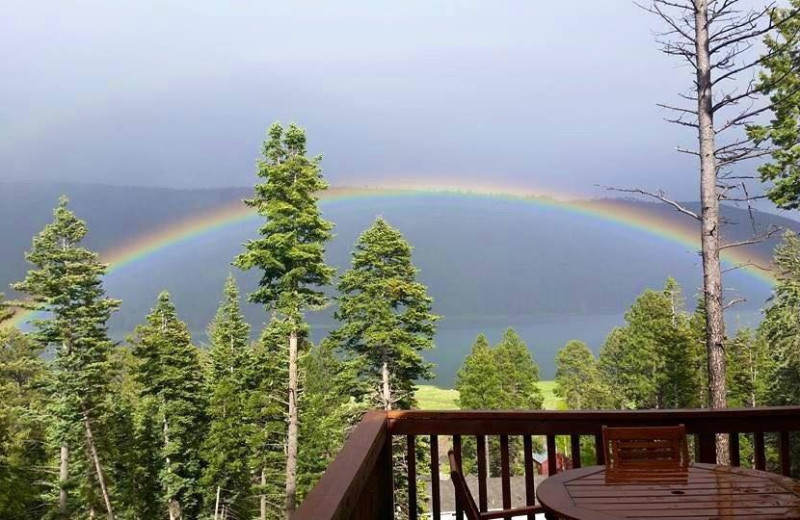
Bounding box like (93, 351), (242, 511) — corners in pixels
(13, 198), (119, 519)
(554, 340), (610, 410)
(747, 1), (800, 210)
(202, 275), (254, 520)
(494, 329), (543, 410)
(297, 341), (364, 500)
(130, 291), (206, 520)
(762, 232), (800, 406)
(234, 122), (335, 517)
(598, 279), (699, 409)
(727, 328), (770, 408)
(456, 334), (502, 410)
(331, 217), (438, 410)
(0, 325), (49, 519)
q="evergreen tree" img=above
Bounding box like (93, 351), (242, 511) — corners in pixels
(0, 326), (49, 519)
(331, 217), (438, 410)
(130, 291), (206, 520)
(202, 275), (254, 520)
(14, 198), (119, 519)
(455, 334), (502, 410)
(297, 341), (364, 500)
(727, 328), (770, 408)
(762, 232), (800, 406)
(234, 122), (335, 517)
(554, 340), (610, 410)
(494, 329), (543, 410)
(747, 1), (800, 210)
(598, 279), (699, 409)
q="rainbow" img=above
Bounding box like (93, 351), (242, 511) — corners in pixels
(6, 184), (776, 328)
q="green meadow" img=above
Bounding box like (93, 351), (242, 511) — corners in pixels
(415, 381), (566, 411)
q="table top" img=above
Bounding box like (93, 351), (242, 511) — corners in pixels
(536, 463), (800, 520)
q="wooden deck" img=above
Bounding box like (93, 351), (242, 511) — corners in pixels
(292, 407), (800, 520)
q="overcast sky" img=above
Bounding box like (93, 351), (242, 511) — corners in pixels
(0, 0), (772, 200)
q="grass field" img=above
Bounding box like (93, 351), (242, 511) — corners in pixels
(415, 381), (566, 410)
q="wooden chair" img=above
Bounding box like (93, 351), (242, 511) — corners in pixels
(602, 424), (689, 477)
(448, 450), (544, 520)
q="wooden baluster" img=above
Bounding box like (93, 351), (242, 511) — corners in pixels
(523, 435), (536, 520)
(407, 435), (417, 520)
(570, 434), (581, 469)
(754, 431), (766, 471)
(500, 435), (512, 517)
(476, 435), (488, 512)
(547, 434), (558, 476)
(696, 433), (716, 464)
(430, 434), (440, 520)
(780, 431), (792, 477)
(453, 435), (463, 520)
(729, 432), (740, 467)
(595, 433), (605, 465)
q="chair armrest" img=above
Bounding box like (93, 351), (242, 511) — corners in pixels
(480, 505), (544, 519)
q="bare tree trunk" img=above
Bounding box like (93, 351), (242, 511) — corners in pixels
(260, 467), (267, 520)
(693, 0), (729, 464)
(84, 414), (115, 519)
(168, 499), (182, 520)
(59, 444), (69, 518)
(214, 486), (221, 520)
(381, 358), (392, 411)
(285, 329), (299, 518)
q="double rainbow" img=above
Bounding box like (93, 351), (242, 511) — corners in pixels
(6, 184), (775, 328)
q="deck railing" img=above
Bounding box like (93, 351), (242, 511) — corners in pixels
(292, 407), (800, 520)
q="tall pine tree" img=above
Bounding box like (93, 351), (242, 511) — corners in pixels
(234, 122), (335, 517)
(554, 340), (610, 410)
(14, 198), (119, 519)
(202, 275), (254, 520)
(331, 217), (437, 410)
(130, 291), (206, 520)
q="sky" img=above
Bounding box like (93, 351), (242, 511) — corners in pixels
(0, 0), (771, 200)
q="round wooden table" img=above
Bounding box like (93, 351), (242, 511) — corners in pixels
(536, 463), (800, 520)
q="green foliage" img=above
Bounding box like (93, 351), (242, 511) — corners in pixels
(747, 2), (800, 210)
(554, 340), (611, 409)
(201, 275), (255, 518)
(234, 122), (335, 322)
(13, 197), (120, 518)
(332, 217), (438, 410)
(727, 328), (771, 408)
(130, 291), (207, 519)
(0, 327), (49, 519)
(762, 232), (800, 405)
(298, 342), (365, 499)
(455, 334), (502, 409)
(598, 278), (701, 409)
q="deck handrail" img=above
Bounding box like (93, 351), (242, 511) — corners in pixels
(293, 406), (800, 520)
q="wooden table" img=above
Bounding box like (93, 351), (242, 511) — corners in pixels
(536, 463), (800, 519)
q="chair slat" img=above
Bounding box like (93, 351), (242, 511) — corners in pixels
(603, 425), (689, 474)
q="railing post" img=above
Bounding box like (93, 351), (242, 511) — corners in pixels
(376, 433), (394, 519)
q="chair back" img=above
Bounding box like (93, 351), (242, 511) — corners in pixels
(602, 424), (689, 474)
(448, 450), (482, 520)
